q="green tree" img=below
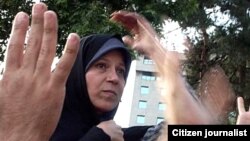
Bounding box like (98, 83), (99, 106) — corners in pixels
(163, 0), (250, 123)
(0, 0), (169, 58)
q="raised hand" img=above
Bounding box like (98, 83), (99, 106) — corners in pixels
(110, 11), (212, 124)
(198, 65), (236, 124)
(236, 97), (250, 124)
(0, 3), (79, 141)
(110, 11), (163, 58)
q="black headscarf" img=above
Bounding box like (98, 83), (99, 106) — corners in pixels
(50, 34), (132, 141)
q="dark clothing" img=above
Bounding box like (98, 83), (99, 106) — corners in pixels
(141, 121), (166, 141)
(79, 127), (110, 141)
(50, 34), (151, 141)
(123, 126), (154, 141)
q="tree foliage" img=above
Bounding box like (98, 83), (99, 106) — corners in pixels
(164, 0), (250, 123)
(0, 0), (168, 58)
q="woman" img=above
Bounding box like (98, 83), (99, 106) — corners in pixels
(50, 34), (152, 141)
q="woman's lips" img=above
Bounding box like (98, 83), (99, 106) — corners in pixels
(102, 90), (117, 96)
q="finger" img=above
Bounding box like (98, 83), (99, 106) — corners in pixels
(51, 33), (80, 87)
(110, 11), (138, 34)
(110, 10), (129, 17)
(122, 35), (147, 56)
(35, 11), (58, 76)
(237, 97), (245, 114)
(23, 3), (47, 71)
(122, 35), (143, 54)
(5, 12), (29, 72)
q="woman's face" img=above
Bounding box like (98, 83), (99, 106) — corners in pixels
(86, 50), (126, 114)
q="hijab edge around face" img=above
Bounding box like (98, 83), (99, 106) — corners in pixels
(85, 36), (131, 80)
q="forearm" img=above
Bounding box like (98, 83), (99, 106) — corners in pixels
(0, 128), (49, 141)
(148, 38), (211, 124)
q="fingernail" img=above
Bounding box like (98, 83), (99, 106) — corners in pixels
(15, 12), (28, 24)
(68, 33), (80, 44)
(68, 33), (74, 40)
(33, 3), (46, 14)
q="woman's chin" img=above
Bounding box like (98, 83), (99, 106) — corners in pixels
(96, 104), (117, 113)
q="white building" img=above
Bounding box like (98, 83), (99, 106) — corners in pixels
(128, 55), (166, 126)
(128, 52), (186, 126)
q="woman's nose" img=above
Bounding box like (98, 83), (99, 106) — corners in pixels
(106, 67), (119, 83)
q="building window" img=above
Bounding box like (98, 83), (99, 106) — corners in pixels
(158, 102), (166, 111)
(138, 100), (147, 109)
(143, 56), (154, 64)
(141, 72), (156, 81)
(156, 117), (164, 124)
(140, 86), (149, 95)
(137, 115), (145, 124)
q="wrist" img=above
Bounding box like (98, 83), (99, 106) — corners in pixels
(148, 40), (166, 64)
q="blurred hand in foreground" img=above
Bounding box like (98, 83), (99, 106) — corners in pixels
(110, 10), (212, 124)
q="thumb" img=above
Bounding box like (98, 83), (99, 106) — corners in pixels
(122, 35), (134, 47)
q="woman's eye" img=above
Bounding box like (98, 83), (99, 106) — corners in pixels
(96, 63), (106, 69)
(117, 68), (125, 76)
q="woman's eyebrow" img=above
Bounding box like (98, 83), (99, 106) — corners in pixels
(118, 63), (125, 68)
